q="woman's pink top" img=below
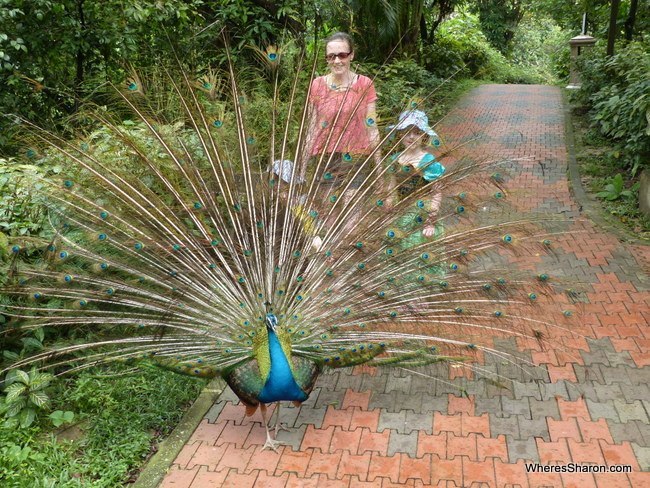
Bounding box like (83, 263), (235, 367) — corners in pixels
(308, 74), (377, 156)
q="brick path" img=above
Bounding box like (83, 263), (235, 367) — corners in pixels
(159, 85), (650, 487)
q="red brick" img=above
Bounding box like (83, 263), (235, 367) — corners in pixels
(310, 474), (352, 487)
(217, 402), (247, 423)
(186, 443), (227, 470)
(244, 445), (282, 474)
(558, 398), (590, 420)
(536, 439), (570, 464)
(399, 453), (431, 484)
(577, 418), (613, 443)
(380, 477), (416, 487)
(433, 413), (462, 435)
(462, 457), (496, 486)
(322, 405), (353, 430)
(347, 475), (384, 487)
(285, 472), (319, 487)
(627, 472), (650, 487)
(367, 453), (400, 483)
(599, 441), (640, 471)
(216, 444), (256, 473)
(337, 451), (372, 481)
(595, 472), (634, 488)
(172, 441), (202, 469)
(215, 421), (254, 448)
(305, 450), (342, 479)
(417, 432), (447, 458)
(253, 470), (291, 487)
(493, 459), (529, 488)
(461, 413), (490, 436)
(221, 469), (259, 488)
(276, 448), (313, 477)
(548, 418), (581, 441)
(560, 471), (597, 488)
(300, 425), (334, 452)
(477, 434), (508, 462)
(448, 395), (474, 415)
(430, 456), (463, 486)
(526, 465), (563, 487)
(567, 439), (605, 464)
(447, 433), (478, 460)
(160, 465), (200, 488)
(190, 420), (227, 443)
(342, 390), (371, 409)
(330, 426), (362, 453)
(187, 466), (227, 488)
(359, 428), (390, 455)
(350, 408), (380, 431)
(547, 364), (577, 382)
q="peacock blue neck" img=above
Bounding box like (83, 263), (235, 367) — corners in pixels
(258, 326), (308, 403)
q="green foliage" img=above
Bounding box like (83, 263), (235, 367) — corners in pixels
(48, 410), (75, 428)
(370, 57), (443, 119)
(0, 369), (53, 428)
(0, 365), (206, 486)
(472, 0), (525, 54)
(596, 173), (634, 201)
(574, 40), (650, 175)
(509, 13), (571, 83)
(0, 158), (52, 237)
(426, 13), (544, 84)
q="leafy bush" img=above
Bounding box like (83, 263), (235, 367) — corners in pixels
(426, 13), (544, 84)
(574, 40), (650, 175)
(0, 365), (206, 486)
(509, 13), (571, 83)
(0, 158), (51, 237)
(369, 57), (444, 119)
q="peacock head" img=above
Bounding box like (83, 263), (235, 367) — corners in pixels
(265, 313), (279, 332)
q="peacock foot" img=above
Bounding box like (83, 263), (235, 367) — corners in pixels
(274, 421), (291, 436)
(262, 432), (284, 452)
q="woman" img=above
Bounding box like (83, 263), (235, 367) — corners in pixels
(302, 32), (381, 186)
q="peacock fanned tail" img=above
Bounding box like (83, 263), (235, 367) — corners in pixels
(1, 46), (580, 403)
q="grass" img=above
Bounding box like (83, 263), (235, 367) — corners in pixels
(0, 364), (207, 487)
(571, 107), (650, 240)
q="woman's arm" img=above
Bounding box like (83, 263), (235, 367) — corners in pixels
(366, 101), (381, 165)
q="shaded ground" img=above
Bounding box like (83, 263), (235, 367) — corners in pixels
(157, 85), (650, 487)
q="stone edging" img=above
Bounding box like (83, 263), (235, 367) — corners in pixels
(132, 378), (225, 488)
(562, 90), (649, 246)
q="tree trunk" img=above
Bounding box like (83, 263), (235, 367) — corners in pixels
(606, 0), (621, 56)
(624, 0), (639, 41)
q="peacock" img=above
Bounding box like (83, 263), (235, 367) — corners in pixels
(1, 46), (578, 452)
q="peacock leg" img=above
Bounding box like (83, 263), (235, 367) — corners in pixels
(272, 403), (290, 436)
(260, 403), (284, 452)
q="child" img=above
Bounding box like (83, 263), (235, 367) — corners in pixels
(388, 110), (445, 241)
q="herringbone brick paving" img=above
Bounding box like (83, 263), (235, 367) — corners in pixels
(159, 85), (650, 487)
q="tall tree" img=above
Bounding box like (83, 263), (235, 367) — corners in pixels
(607, 0), (621, 55)
(623, 0), (639, 40)
(472, 0), (525, 54)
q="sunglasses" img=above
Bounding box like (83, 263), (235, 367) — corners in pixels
(325, 52), (352, 62)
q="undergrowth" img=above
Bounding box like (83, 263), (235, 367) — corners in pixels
(0, 365), (206, 487)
